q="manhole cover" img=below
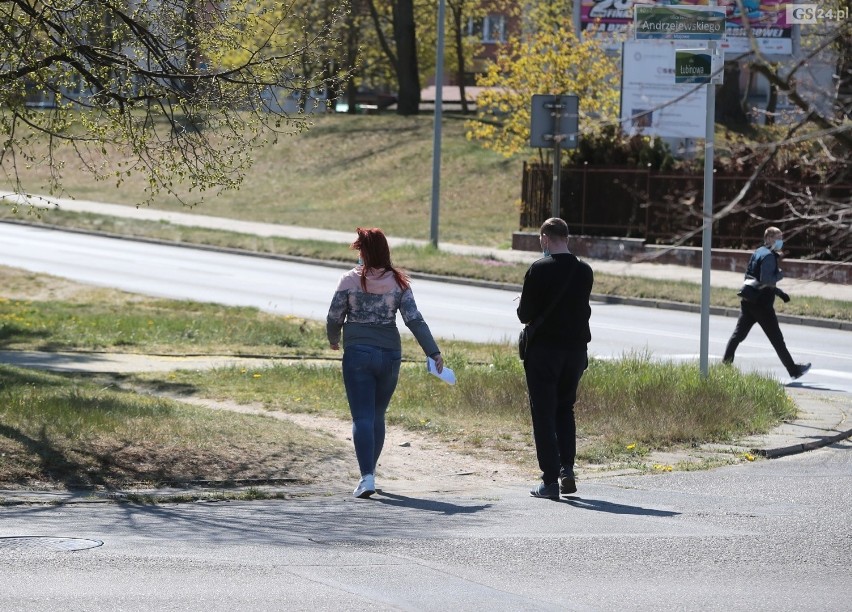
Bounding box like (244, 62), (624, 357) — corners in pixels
(0, 536), (103, 551)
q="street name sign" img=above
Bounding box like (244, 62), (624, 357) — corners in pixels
(675, 48), (721, 85)
(634, 6), (725, 40)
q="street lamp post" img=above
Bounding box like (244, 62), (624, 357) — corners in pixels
(430, 0), (446, 249)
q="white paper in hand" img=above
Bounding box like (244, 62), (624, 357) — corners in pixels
(427, 357), (456, 385)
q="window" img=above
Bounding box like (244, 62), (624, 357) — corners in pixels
(468, 14), (506, 43)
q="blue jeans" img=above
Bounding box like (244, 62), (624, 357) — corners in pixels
(342, 344), (402, 477)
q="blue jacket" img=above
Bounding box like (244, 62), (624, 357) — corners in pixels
(745, 246), (783, 305)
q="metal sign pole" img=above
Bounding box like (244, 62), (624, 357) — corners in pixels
(429, 0), (446, 248)
(699, 42), (716, 377)
(552, 142), (562, 219)
(550, 96), (562, 218)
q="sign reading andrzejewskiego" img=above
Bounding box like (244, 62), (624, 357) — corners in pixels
(634, 5), (725, 40)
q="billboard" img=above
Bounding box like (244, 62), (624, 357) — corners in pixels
(620, 40), (708, 138)
(579, 0), (796, 57)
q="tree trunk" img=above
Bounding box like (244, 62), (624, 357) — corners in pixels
(343, 9), (360, 114)
(715, 61), (749, 128)
(392, 0), (420, 115)
(765, 81), (778, 126)
(450, 4), (469, 114)
(836, 9), (852, 120)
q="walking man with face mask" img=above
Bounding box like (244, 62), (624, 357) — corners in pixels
(723, 226), (811, 380)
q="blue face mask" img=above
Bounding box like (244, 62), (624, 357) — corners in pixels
(357, 257), (363, 266)
(542, 249), (551, 257)
(773, 239), (783, 251)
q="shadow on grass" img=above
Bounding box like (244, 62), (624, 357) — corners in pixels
(0, 363), (67, 387)
(0, 414), (168, 490)
(133, 378), (200, 397)
(0, 417), (310, 491)
(0, 325), (50, 347)
(0, 423), (105, 490)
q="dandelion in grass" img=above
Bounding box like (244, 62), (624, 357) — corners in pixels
(253, 373), (262, 379)
(653, 464), (673, 472)
(744, 453), (755, 461)
(626, 443), (636, 451)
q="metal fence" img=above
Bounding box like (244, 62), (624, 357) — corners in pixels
(520, 162), (850, 261)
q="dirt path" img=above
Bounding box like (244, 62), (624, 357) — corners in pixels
(174, 394), (531, 496)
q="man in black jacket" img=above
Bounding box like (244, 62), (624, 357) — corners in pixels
(517, 218), (594, 499)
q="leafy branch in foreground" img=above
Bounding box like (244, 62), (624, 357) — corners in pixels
(0, 0), (350, 207)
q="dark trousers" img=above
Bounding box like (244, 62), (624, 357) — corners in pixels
(523, 345), (588, 485)
(723, 300), (796, 375)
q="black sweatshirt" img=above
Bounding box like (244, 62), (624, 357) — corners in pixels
(516, 252), (593, 349)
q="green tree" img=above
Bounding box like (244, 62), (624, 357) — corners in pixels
(465, 25), (620, 157)
(444, 0), (488, 115)
(1, 0), (346, 207)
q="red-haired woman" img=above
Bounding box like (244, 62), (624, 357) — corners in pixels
(326, 227), (444, 498)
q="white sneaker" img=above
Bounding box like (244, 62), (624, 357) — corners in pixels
(353, 474), (375, 498)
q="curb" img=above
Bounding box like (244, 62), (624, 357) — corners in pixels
(751, 426), (852, 459)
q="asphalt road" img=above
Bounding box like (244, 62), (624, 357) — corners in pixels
(1, 223), (850, 392)
(1, 223), (851, 609)
(1, 441), (850, 610)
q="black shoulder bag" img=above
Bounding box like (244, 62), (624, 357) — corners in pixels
(518, 265), (578, 360)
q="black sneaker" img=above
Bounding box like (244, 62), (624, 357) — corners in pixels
(559, 475), (577, 495)
(791, 363), (811, 380)
(529, 482), (559, 499)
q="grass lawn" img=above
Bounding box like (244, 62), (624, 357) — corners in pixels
(0, 266), (797, 491)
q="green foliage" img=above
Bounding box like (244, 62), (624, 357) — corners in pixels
(0, 0), (346, 206)
(466, 23), (620, 157)
(569, 125), (678, 171)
